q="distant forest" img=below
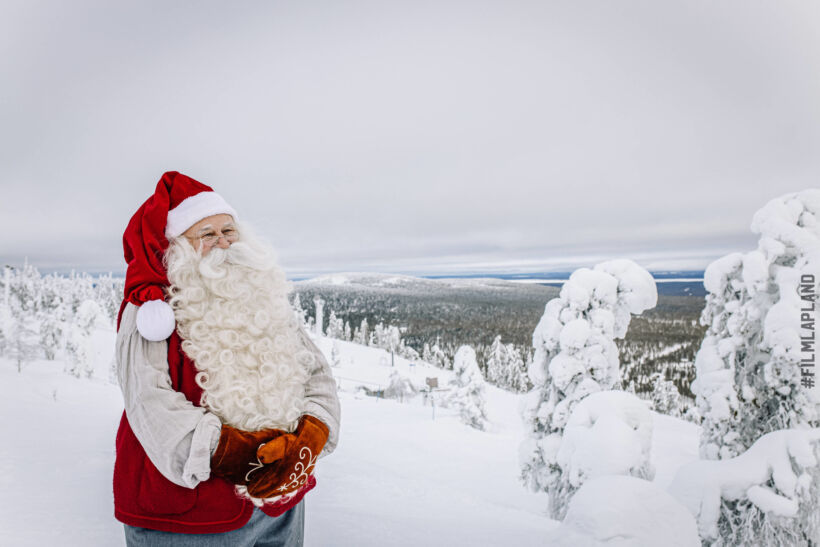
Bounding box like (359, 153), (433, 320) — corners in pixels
(292, 279), (705, 398)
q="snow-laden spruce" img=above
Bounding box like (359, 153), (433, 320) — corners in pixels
(353, 318), (369, 346)
(444, 345), (489, 430)
(383, 370), (418, 402)
(485, 334), (529, 392)
(687, 189), (820, 546)
(519, 258), (657, 518)
(422, 336), (451, 369)
(669, 428), (820, 545)
(313, 295), (325, 335)
(326, 309), (345, 340)
(648, 371), (685, 418)
(693, 189), (820, 462)
(557, 391), (654, 490)
(64, 300), (102, 378)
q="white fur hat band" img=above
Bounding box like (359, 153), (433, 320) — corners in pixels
(165, 191), (239, 239)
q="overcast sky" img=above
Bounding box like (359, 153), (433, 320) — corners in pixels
(1, 1), (818, 278)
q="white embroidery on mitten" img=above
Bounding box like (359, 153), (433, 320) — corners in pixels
(277, 446), (318, 492)
(244, 443), (266, 482)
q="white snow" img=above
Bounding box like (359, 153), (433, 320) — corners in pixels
(649, 413), (700, 490)
(545, 475), (700, 546)
(751, 189), (820, 252)
(703, 252), (743, 295)
(745, 485), (799, 517)
(557, 391), (654, 487)
(594, 259), (658, 316)
(0, 331), (557, 546)
(690, 335), (737, 424)
(559, 319), (591, 351)
(0, 358), (124, 545)
(0, 328), (709, 546)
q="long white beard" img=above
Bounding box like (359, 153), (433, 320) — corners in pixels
(164, 228), (313, 434)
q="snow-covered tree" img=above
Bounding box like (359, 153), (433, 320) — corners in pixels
(38, 308), (64, 361)
(7, 308), (39, 373)
(445, 345), (488, 430)
(0, 268), (11, 356)
(547, 390), (655, 517)
(422, 342), (432, 363)
(427, 336), (451, 370)
(343, 320), (352, 342)
(383, 370), (418, 402)
(504, 344), (529, 393)
(6, 265), (41, 372)
(693, 189), (820, 462)
(397, 339), (420, 361)
(386, 325), (400, 353)
(369, 322), (383, 349)
(2, 266), (10, 309)
(353, 318), (368, 345)
(485, 336), (529, 392)
(519, 259), (657, 518)
(326, 310), (345, 340)
(485, 335), (508, 385)
(65, 299), (101, 378)
(669, 428), (820, 546)
(0, 265), (123, 372)
(291, 293), (308, 327)
(313, 296), (324, 336)
(36, 278), (68, 360)
(0, 309), (8, 357)
(92, 273), (121, 326)
(370, 322), (401, 354)
(64, 269), (96, 316)
(649, 372), (684, 418)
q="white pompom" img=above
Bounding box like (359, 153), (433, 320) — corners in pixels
(136, 299), (176, 341)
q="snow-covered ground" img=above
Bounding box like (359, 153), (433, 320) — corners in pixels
(0, 328), (702, 546)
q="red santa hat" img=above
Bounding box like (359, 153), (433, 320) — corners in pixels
(119, 171), (238, 341)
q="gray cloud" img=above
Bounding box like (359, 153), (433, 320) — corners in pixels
(1, 0), (818, 277)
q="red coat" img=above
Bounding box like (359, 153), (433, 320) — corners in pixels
(113, 310), (314, 534)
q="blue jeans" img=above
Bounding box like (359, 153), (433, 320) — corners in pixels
(123, 503), (304, 547)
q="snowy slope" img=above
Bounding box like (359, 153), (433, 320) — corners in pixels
(0, 329), (702, 546)
(0, 358), (123, 546)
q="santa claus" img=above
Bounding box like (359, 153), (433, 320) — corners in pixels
(113, 172), (340, 545)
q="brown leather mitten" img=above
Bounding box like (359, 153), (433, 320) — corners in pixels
(246, 415), (329, 499)
(210, 425), (289, 485)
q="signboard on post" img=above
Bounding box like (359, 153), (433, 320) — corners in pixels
(426, 377), (438, 389)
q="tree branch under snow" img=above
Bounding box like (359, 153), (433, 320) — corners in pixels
(668, 428), (820, 541)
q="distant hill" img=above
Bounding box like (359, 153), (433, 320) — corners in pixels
(297, 270), (706, 297)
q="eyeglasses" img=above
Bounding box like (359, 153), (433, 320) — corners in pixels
(190, 227), (240, 247)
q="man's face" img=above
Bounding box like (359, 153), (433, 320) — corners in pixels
(182, 214), (238, 256)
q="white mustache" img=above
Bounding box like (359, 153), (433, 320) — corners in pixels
(196, 240), (275, 279)
(197, 247), (230, 279)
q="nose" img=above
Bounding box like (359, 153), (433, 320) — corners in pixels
(216, 236), (231, 249)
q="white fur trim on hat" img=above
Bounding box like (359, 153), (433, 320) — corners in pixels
(165, 191), (239, 239)
(136, 299), (176, 341)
